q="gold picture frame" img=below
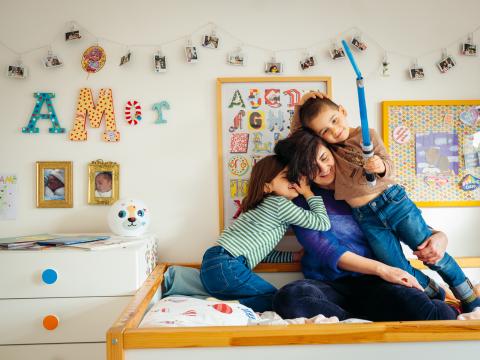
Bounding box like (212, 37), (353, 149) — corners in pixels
(36, 161), (73, 208)
(88, 160), (119, 205)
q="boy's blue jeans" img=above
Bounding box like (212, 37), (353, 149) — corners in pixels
(351, 184), (468, 293)
(200, 246), (277, 312)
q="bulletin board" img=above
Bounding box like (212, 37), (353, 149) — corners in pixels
(217, 77), (332, 231)
(382, 100), (480, 207)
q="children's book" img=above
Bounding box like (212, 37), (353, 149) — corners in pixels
(37, 235), (110, 246)
(0, 234), (59, 249)
(66, 237), (144, 250)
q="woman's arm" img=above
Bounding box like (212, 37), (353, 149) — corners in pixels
(338, 251), (422, 290)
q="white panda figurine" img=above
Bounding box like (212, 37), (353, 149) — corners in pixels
(108, 199), (150, 236)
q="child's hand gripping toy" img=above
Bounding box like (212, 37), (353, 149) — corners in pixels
(341, 40), (376, 187)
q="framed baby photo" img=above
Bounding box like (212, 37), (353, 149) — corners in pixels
(88, 160), (119, 205)
(36, 161), (73, 208)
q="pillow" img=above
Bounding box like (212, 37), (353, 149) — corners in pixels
(139, 296), (259, 327)
(163, 265), (210, 299)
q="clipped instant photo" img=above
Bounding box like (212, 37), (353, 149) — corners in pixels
(437, 56), (456, 73)
(154, 53), (167, 73)
(43, 52), (63, 69)
(265, 62), (283, 74)
(300, 56), (316, 70)
(6, 64), (28, 79)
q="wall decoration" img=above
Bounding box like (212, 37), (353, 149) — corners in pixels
(125, 100), (142, 125)
(351, 36), (367, 51)
(464, 131), (480, 169)
(437, 51), (456, 73)
(383, 100), (480, 207)
(152, 101), (170, 124)
(202, 32), (219, 49)
(120, 51), (132, 66)
(22, 92), (65, 134)
(154, 52), (167, 73)
(0, 174), (17, 220)
(300, 55), (316, 70)
(185, 41), (198, 63)
(69, 88), (120, 142)
(227, 49), (245, 66)
(36, 161), (73, 208)
(81, 45), (106, 74)
(264, 61), (282, 74)
(88, 160), (119, 205)
(217, 76), (332, 230)
(42, 51), (63, 69)
(6, 63), (27, 79)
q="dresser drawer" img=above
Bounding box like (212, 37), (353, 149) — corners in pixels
(0, 234), (157, 298)
(0, 343), (105, 360)
(0, 296), (131, 345)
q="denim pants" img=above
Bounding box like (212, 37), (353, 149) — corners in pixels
(351, 184), (467, 291)
(273, 277), (458, 321)
(200, 246), (277, 312)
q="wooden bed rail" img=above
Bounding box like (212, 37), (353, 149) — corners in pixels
(106, 258), (480, 360)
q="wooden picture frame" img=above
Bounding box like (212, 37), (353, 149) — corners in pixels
(88, 160), (119, 205)
(382, 100), (480, 207)
(217, 76), (332, 231)
(36, 161), (73, 208)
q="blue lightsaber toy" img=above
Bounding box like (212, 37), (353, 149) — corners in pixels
(341, 40), (376, 186)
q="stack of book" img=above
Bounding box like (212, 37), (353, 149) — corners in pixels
(0, 234), (111, 251)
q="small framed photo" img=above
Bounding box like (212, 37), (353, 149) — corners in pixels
(437, 56), (456, 73)
(227, 51), (245, 66)
(329, 47), (345, 60)
(120, 52), (132, 66)
(43, 53), (63, 69)
(264, 62), (283, 74)
(409, 66), (425, 80)
(65, 30), (81, 41)
(351, 37), (367, 51)
(154, 54), (167, 73)
(6, 64), (27, 79)
(88, 160), (119, 205)
(185, 46), (198, 63)
(300, 56), (316, 70)
(202, 34), (219, 49)
(36, 161), (73, 208)
(461, 42), (477, 56)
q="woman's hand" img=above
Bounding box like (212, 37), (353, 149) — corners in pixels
(363, 155), (386, 174)
(292, 176), (314, 198)
(413, 230), (447, 265)
(298, 91), (329, 106)
(377, 264), (423, 291)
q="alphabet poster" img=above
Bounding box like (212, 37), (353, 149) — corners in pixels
(217, 77), (332, 231)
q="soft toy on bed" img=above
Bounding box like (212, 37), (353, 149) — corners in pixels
(108, 199), (150, 236)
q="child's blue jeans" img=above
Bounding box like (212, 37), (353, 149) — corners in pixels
(351, 184), (469, 295)
(200, 246), (277, 312)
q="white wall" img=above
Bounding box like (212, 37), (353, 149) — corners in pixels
(0, 0), (479, 261)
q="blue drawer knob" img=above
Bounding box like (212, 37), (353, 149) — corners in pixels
(42, 269), (58, 284)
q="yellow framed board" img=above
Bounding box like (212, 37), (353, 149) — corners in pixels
(382, 100), (480, 207)
(217, 77), (332, 231)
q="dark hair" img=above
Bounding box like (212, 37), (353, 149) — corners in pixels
(242, 155), (286, 212)
(96, 172), (112, 181)
(274, 129), (328, 183)
(299, 97), (339, 129)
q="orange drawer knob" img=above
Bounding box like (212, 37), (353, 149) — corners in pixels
(43, 315), (59, 330)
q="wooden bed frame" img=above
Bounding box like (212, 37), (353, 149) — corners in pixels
(107, 259), (480, 360)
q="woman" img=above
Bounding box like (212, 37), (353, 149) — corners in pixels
(272, 130), (458, 321)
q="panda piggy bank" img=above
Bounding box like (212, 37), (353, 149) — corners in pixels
(108, 199), (150, 236)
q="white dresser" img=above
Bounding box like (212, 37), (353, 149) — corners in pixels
(0, 233), (157, 360)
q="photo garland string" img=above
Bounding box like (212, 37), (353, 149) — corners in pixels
(2, 21), (480, 80)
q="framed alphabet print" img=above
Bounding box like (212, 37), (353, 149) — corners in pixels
(217, 76), (332, 231)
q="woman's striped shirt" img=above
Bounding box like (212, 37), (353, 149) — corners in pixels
(217, 195), (330, 269)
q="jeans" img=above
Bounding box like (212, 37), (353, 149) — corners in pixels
(351, 185), (467, 291)
(273, 277), (458, 321)
(200, 246), (277, 312)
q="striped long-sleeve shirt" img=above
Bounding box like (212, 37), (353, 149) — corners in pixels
(217, 195), (330, 269)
